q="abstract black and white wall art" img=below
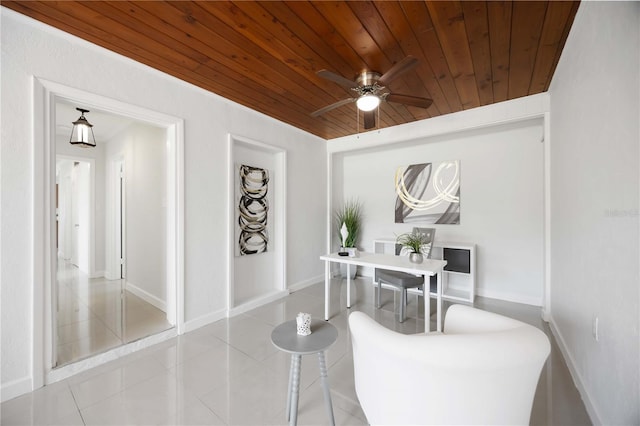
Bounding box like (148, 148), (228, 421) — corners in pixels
(394, 160), (460, 224)
(236, 164), (269, 255)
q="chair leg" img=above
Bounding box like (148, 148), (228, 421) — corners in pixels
(400, 288), (407, 322)
(376, 279), (382, 309)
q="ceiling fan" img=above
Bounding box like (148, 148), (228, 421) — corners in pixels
(311, 56), (433, 130)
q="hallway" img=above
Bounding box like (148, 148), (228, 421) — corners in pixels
(56, 258), (172, 366)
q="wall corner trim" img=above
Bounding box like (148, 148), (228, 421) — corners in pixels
(548, 317), (603, 425)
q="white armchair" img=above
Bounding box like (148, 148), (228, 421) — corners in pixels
(349, 305), (550, 425)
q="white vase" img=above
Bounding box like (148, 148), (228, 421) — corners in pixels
(409, 252), (423, 263)
(296, 312), (312, 336)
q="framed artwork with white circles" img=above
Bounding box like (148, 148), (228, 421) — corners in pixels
(394, 160), (460, 225)
(236, 164), (270, 256)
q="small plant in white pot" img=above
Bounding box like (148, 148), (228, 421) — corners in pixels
(396, 231), (430, 263)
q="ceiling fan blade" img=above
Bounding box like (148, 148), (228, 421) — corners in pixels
(316, 69), (357, 90)
(310, 98), (356, 117)
(378, 56), (419, 86)
(385, 93), (433, 109)
(363, 110), (376, 129)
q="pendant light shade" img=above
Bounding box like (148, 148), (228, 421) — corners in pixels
(356, 94), (380, 112)
(69, 108), (96, 148)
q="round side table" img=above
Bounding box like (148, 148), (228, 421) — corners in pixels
(271, 319), (338, 426)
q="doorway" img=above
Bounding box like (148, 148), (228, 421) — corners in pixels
(33, 78), (184, 386)
(53, 109), (175, 368)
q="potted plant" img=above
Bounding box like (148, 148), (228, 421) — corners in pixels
(396, 231), (430, 263)
(335, 199), (362, 255)
(335, 199), (362, 278)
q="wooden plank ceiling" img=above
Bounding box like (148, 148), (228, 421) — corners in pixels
(3, 1), (579, 140)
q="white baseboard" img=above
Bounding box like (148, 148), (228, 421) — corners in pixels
(228, 290), (290, 317)
(548, 317), (601, 425)
(184, 280), (321, 333)
(1, 376), (33, 403)
(183, 309), (227, 333)
(89, 270), (105, 279)
(46, 328), (177, 385)
(125, 281), (166, 312)
(288, 274), (324, 292)
(183, 283), (318, 334)
(476, 288), (542, 307)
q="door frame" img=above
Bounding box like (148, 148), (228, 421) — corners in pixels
(106, 157), (126, 281)
(32, 78), (185, 387)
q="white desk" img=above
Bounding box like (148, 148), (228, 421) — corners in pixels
(320, 252), (447, 333)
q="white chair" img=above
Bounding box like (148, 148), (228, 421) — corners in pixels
(349, 305), (550, 425)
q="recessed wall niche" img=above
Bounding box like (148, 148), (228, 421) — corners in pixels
(228, 135), (287, 315)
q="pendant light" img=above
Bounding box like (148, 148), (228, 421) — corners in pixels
(69, 108), (96, 148)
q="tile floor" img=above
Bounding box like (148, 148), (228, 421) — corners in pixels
(2, 277), (592, 425)
(56, 259), (173, 366)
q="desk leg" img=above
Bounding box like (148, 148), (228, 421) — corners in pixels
(424, 277), (431, 334)
(324, 260), (330, 320)
(436, 271), (442, 332)
(289, 354), (301, 426)
(346, 264), (351, 309)
(318, 352), (335, 426)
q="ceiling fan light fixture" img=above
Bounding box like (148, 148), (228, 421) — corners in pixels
(356, 94), (380, 112)
(69, 107), (96, 148)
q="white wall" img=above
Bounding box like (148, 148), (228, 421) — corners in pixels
(0, 9), (326, 400)
(127, 124), (167, 305)
(74, 161), (91, 273)
(107, 123), (167, 306)
(549, 2), (639, 424)
(330, 108), (546, 306)
(56, 160), (74, 261)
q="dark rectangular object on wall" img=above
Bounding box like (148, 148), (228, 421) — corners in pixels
(443, 248), (471, 274)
